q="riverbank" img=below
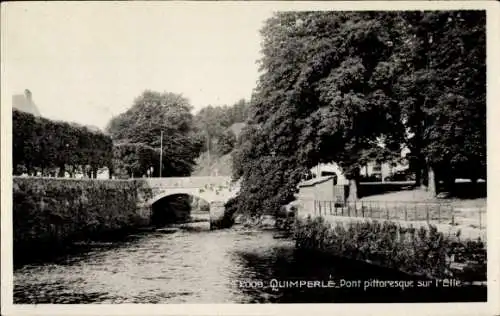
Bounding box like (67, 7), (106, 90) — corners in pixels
(293, 216), (486, 285)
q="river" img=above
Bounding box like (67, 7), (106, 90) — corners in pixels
(14, 220), (486, 304)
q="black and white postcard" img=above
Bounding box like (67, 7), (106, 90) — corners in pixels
(1, 1), (499, 316)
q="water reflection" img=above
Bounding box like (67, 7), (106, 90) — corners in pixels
(235, 244), (486, 303)
(14, 225), (486, 304)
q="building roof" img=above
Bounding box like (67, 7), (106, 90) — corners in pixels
(298, 176), (335, 188)
(86, 125), (102, 133)
(12, 90), (41, 116)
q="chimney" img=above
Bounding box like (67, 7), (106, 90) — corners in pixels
(24, 89), (32, 102)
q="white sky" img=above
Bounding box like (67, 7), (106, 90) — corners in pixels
(2, 2), (496, 131)
(2, 3), (275, 129)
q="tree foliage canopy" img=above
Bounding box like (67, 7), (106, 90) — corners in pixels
(394, 11), (486, 183)
(193, 99), (250, 157)
(106, 91), (203, 177)
(230, 11), (485, 216)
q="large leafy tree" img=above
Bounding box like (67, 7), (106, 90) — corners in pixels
(231, 10), (485, 217)
(107, 91), (202, 177)
(232, 11), (405, 216)
(227, 99), (250, 125)
(193, 105), (230, 156)
(216, 129), (237, 156)
(193, 99), (250, 156)
(194, 105), (231, 140)
(394, 11), (486, 194)
(112, 142), (159, 178)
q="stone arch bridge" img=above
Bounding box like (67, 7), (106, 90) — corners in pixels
(140, 176), (240, 227)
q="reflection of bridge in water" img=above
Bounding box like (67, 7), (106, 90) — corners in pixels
(142, 176), (240, 228)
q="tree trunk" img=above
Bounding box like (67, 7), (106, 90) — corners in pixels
(442, 164), (455, 196)
(347, 170), (360, 201)
(445, 176), (455, 196)
(427, 166), (437, 196)
(415, 158), (422, 187)
(419, 163), (428, 190)
(414, 93), (427, 188)
(347, 179), (358, 201)
(58, 165), (65, 177)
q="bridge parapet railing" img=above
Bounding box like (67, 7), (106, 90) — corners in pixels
(144, 176), (235, 189)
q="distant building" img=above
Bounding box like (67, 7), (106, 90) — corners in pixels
(311, 159), (409, 183)
(66, 168), (110, 179)
(296, 175), (350, 217)
(359, 161), (409, 181)
(86, 125), (102, 133)
(12, 89), (41, 116)
(308, 146), (411, 183)
(310, 163), (348, 185)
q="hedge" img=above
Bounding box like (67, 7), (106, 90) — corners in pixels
(13, 109), (113, 177)
(294, 216), (486, 281)
(13, 177), (153, 259)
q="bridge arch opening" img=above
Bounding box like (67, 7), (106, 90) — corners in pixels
(151, 193), (211, 227)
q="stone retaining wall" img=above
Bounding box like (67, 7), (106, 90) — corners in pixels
(13, 177), (153, 257)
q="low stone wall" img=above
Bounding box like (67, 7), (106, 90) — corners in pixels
(13, 177), (153, 259)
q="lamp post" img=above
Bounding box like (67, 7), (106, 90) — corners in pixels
(159, 130), (163, 178)
(207, 133), (211, 175)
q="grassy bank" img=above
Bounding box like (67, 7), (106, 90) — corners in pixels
(13, 177), (153, 264)
(294, 216), (486, 282)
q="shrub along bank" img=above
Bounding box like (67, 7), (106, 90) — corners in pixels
(13, 177), (153, 262)
(294, 216), (486, 282)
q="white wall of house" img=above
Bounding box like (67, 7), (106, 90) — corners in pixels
(64, 168), (110, 179)
(310, 163), (348, 185)
(312, 160), (409, 183)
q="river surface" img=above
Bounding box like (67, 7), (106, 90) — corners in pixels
(14, 221), (486, 304)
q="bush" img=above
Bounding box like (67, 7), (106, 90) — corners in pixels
(216, 129), (237, 156)
(13, 177), (152, 259)
(294, 217), (486, 281)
